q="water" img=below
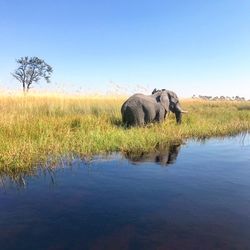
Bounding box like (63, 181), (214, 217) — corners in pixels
(1, 134), (250, 250)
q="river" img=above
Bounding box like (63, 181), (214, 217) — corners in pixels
(0, 134), (250, 249)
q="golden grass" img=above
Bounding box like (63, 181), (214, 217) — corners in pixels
(0, 93), (250, 174)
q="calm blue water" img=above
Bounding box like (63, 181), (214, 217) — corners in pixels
(0, 134), (250, 250)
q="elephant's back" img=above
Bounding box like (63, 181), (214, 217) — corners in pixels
(124, 94), (155, 105)
(122, 94), (143, 110)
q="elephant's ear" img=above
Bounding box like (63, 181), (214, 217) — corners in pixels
(167, 91), (178, 104)
(159, 92), (169, 111)
(152, 88), (159, 94)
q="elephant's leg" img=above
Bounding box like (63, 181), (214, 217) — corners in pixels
(122, 106), (136, 126)
(130, 106), (145, 126)
(135, 113), (145, 126)
(156, 108), (165, 123)
(143, 105), (160, 124)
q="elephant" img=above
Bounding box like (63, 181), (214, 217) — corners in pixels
(121, 89), (187, 126)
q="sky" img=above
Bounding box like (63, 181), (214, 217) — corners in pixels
(0, 0), (250, 98)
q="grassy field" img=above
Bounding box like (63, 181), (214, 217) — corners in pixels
(1, 93), (250, 176)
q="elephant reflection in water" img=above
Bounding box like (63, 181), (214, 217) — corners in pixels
(124, 144), (181, 166)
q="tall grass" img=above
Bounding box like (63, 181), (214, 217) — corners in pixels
(0, 93), (250, 173)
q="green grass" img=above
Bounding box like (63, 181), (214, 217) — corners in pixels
(0, 94), (250, 176)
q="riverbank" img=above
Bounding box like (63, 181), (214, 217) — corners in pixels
(1, 94), (250, 172)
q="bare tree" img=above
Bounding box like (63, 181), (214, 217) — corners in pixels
(12, 56), (53, 92)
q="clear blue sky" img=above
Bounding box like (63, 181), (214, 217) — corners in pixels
(0, 0), (250, 97)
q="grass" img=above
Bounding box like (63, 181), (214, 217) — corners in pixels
(0, 93), (250, 176)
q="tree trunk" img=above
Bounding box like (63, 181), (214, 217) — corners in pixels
(23, 82), (26, 93)
(27, 84), (31, 92)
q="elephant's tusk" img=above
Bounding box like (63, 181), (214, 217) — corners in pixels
(181, 110), (188, 113)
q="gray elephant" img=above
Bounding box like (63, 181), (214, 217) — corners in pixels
(121, 89), (187, 126)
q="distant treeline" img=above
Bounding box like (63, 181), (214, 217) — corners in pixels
(192, 95), (248, 101)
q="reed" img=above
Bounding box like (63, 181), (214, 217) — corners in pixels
(0, 93), (250, 172)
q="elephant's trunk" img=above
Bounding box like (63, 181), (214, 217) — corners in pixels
(175, 104), (187, 124)
(175, 111), (182, 124)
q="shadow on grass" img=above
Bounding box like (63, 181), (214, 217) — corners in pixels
(110, 117), (127, 128)
(237, 105), (250, 111)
